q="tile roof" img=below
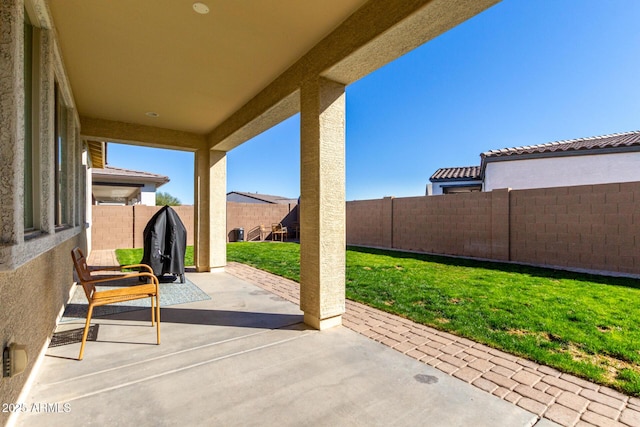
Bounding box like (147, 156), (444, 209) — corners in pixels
(481, 130), (640, 159)
(92, 166), (169, 184)
(430, 166), (481, 182)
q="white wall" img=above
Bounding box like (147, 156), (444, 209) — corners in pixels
(140, 184), (157, 205)
(484, 152), (640, 191)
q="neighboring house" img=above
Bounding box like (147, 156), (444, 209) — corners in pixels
(429, 131), (640, 193)
(227, 191), (298, 205)
(92, 166), (169, 206)
(482, 131), (640, 191)
(428, 166), (482, 195)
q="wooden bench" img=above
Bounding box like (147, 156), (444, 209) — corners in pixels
(271, 223), (288, 241)
(71, 247), (160, 360)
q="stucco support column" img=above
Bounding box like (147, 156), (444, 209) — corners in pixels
(299, 77), (346, 330)
(194, 148), (227, 271)
(209, 150), (227, 269)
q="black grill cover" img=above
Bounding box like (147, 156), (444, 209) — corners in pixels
(141, 206), (187, 282)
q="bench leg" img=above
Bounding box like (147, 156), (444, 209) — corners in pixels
(156, 294), (161, 344)
(78, 305), (94, 361)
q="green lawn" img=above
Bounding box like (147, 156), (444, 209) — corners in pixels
(117, 242), (640, 396)
(115, 246), (194, 267)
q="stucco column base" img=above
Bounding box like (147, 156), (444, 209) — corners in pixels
(304, 313), (342, 331)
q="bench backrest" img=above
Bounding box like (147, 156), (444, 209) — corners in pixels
(71, 247), (95, 300)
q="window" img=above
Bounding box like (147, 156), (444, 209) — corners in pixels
(442, 185), (482, 194)
(54, 83), (68, 227)
(24, 10), (34, 230)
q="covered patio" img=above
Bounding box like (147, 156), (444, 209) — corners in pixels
(16, 252), (543, 427)
(48, 0), (502, 330)
(2, 2), (501, 415)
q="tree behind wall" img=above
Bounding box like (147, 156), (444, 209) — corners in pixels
(156, 192), (181, 206)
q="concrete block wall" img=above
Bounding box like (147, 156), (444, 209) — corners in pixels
(226, 202), (298, 241)
(510, 182), (640, 274)
(91, 205), (135, 250)
(90, 182), (640, 276)
(346, 182), (640, 276)
(132, 205), (195, 248)
(172, 206), (194, 246)
(391, 192), (494, 258)
(490, 188), (511, 260)
(346, 199), (386, 247)
(91, 203), (298, 250)
(92, 205), (195, 250)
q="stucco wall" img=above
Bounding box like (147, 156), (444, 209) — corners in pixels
(484, 152), (640, 191)
(140, 184), (156, 206)
(1, 1), (87, 419)
(0, 235), (83, 425)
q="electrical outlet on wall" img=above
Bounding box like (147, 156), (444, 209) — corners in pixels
(2, 343), (27, 378)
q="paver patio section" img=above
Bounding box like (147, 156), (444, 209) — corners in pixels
(226, 262), (640, 427)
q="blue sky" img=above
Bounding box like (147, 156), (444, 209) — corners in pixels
(107, 0), (640, 205)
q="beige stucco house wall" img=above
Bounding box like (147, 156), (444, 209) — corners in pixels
(0, 0), (89, 413)
(484, 150), (640, 191)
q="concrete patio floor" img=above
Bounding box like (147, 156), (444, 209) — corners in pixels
(15, 266), (553, 427)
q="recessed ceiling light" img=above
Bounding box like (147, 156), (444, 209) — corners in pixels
(145, 112), (159, 118)
(192, 2), (209, 14)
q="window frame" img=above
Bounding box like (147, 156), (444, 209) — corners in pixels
(23, 9), (35, 231)
(54, 82), (69, 229)
(442, 185), (482, 195)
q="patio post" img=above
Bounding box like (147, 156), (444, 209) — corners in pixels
(194, 148), (227, 271)
(299, 76), (346, 330)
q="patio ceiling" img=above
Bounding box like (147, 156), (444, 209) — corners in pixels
(91, 184), (141, 204)
(48, 0), (368, 136)
(47, 0), (500, 152)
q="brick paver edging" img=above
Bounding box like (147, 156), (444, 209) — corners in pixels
(225, 262), (640, 427)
